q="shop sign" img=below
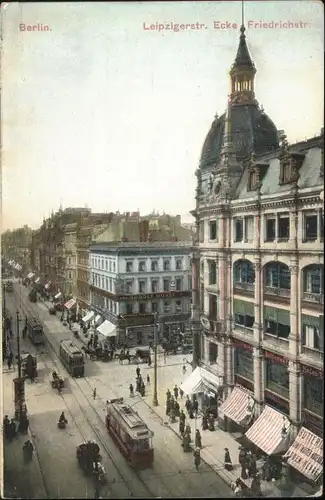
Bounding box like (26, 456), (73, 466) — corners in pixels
(264, 389), (289, 412)
(233, 340), (253, 352)
(118, 291), (190, 301)
(302, 409), (323, 431)
(286, 427), (323, 474)
(263, 350), (288, 365)
(301, 364), (323, 379)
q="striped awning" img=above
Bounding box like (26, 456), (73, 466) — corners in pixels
(82, 311), (94, 323)
(97, 320), (116, 338)
(245, 405), (291, 455)
(284, 427), (323, 482)
(64, 298), (76, 310)
(219, 386), (255, 425)
(54, 292), (62, 300)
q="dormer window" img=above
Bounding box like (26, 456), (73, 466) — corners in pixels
(248, 169), (257, 190)
(279, 162), (292, 184)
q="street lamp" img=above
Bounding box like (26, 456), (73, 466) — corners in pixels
(152, 312), (159, 407)
(14, 310), (26, 423)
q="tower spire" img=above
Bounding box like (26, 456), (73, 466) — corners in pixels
(242, 0), (244, 27)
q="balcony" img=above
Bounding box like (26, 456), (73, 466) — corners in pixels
(233, 282), (254, 297)
(206, 283), (219, 294)
(264, 286), (290, 303)
(262, 332), (289, 356)
(302, 292), (324, 304)
(232, 323), (254, 342)
(300, 345), (324, 370)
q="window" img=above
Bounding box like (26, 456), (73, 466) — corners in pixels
(244, 216), (254, 243)
(264, 306), (290, 339)
(151, 260), (158, 271)
(68, 257), (71, 265)
(265, 262), (290, 289)
(176, 278), (182, 291)
(304, 265), (323, 294)
(126, 303), (133, 314)
(126, 261), (133, 272)
(209, 342), (218, 364)
(105, 260), (108, 270)
(101, 277), (105, 289)
(266, 360), (289, 399)
(199, 220), (204, 243)
(109, 278), (112, 291)
(248, 170), (257, 190)
(234, 260), (255, 284)
(139, 261), (146, 272)
(163, 279), (170, 292)
(279, 162), (292, 184)
(209, 220), (217, 240)
(109, 260), (112, 272)
(209, 294), (217, 319)
(302, 325), (321, 350)
(234, 218), (243, 242)
(152, 302), (158, 313)
(304, 375), (323, 416)
(164, 301), (171, 313)
(321, 210), (324, 239)
(109, 300), (112, 311)
(139, 303), (146, 314)
(176, 259), (183, 270)
(139, 281), (146, 293)
(113, 302), (117, 314)
(163, 260), (170, 271)
(234, 348), (254, 381)
(176, 300), (182, 312)
(233, 300), (254, 329)
(278, 215), (290, 240)
(304, 213), (318, 242)
(106, 278), (108, 290)
(101, 259), (104, 269)
(113, 262), (116, 272)
(68, 271), (72, 279)
(125, 280), (133, 294)
(209, 261), (217, 285)
(265, 217), (276, 242)
(151, 280), (158, 293)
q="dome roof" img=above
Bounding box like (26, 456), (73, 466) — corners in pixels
(199, 104), (279, 169)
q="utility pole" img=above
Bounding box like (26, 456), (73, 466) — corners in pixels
(14, 310), (25, 423)
(152, 312), (159, 407)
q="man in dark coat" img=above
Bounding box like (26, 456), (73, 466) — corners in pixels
(224, 448), (233, 471)
(173, 385), (179, 400)
(193, 399), (199, 415)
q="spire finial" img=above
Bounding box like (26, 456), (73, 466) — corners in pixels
(242, 0), (244, 27)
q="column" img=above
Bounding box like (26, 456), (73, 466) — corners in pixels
(253, 259), (262, 344)
(253, 348), (264, 411)
(289, 212), (298, 244)
(226, 257), (232, 335)
(288, 361), (301, 437)
(317, 209), (322, 241)
(204, 218), (209, 242)
(203, 259), (209, 314)
(289, 262), (299, 355)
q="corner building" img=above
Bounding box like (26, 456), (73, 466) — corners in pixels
(192, 25), (324, 440)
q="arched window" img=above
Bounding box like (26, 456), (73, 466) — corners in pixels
(264, 262), (290, 289)
(303, 265), (323, 294)
(234, 260), (255, 284)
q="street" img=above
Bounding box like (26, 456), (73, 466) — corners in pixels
(3, 282), (232, 498)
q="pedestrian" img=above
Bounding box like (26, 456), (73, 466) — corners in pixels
(179, 419), (185, 436)
(249, 452), (257, 477)
(193, 398), (199, 415)
(173, 385), (179, 400)
(129, 384), (134, 397)
(224, 447), (233, 471)
(179, 410), (186, 423)
(195, 429), (202, 449)
(182, 364), (186, 374)
(179, 388), (184, 399)
(136, 366), (141, 378)
(166, 389), (171, 401)
(174, 401), (180, 417)
(194, 448), (201, 471)
(146, 374), (150, 385)
(9, 419), (17, 440)
(3, 415), (10, 439)
(185, 396), (191, 414)
(148, 355), (152, 367)
(7, 356), (12, 371)
(93, 388), (97, 400)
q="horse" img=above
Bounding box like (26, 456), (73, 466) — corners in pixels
(118, 353), (131, 364)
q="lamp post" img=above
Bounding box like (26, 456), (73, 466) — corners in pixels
(14, 310), (25, 423)
(152, 312), (159, 407)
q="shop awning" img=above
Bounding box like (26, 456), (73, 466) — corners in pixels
(284, 427), (323, 482)
(180, 367), (205, 395)
(245, 405), (291, 455)
(200, 367), (223, 393)
(44, 282), (51, 289)
(82, 311), (94, 323)
(34, 277), (40, 284)
(27, 272), (34, 279)
(64, 298), (76, 310)
(97, 320), (116, 338)
(219, 386), (255, 425)
(54, 292), (62, 300)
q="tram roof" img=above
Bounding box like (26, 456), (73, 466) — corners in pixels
(110, 402), (147, 430)
(60, 340), (83, 356)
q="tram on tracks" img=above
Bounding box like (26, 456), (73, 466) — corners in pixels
(59, 340), (85, 377)
(27, 317), (45, 345)
(106, 399), (154, 469)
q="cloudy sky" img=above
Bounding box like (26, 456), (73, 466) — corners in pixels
(1, 1), (323, 230)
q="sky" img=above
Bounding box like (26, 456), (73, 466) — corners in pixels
(1, 1), (324, 231)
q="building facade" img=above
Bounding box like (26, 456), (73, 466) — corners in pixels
(63, 223), (78, 297)
(89, 241), (192, 347)
(192, 24), (324, 439)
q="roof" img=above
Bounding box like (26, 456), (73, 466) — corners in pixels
(231, 25), (255, 71)
(200, 104), (279, 169)
(235, 141), (323, 199)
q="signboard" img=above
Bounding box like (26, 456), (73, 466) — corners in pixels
(118, 291), (190, 301)
(170, 280), (176, 291)
(284, 427), (323, 482)
(263, 350), (288, 365)
(301, 364), (323, 379)
(233, 340), (253, 352)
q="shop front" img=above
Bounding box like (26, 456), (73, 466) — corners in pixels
(218, 385), (255, 433)
(180, 366), (223, 410)
(284, 426), (323, 486)
(264, 350), (290, 416)
(301, 364), (323, 438)
(233, 340), (254, 393)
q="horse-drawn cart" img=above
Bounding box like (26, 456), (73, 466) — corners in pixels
(51, 371), (64, 390)
(76, 441), (106, 483)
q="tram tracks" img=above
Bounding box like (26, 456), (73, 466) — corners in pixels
(14, 290), (154, 498)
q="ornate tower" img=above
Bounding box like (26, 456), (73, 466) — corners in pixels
(229, 25), (257, 106)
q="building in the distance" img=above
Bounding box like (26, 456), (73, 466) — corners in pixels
(88, 241), (192, 347)
(190, 21), (324, 452)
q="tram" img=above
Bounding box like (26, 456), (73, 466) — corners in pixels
(59, 340), (85, 377)
(27, 317), (45, 345)
(106, 399), (154, 468)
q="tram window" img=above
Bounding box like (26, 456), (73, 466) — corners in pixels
(134, 438), (150, 451)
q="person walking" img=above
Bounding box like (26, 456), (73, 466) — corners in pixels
(193, 398), (199, 415)
(179, 388), (184, 399)
(224, 448), (233, 471)
(146, 374), (150, 385)
(182, 364), (187, 374)
(195, 429), (202, 449)
(93, 388), (97, 400)
(173, 385), (179, 400)
(7, 354), (12, 371)
(193, 448), (201, 471)
(129, 384), (134, 397)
